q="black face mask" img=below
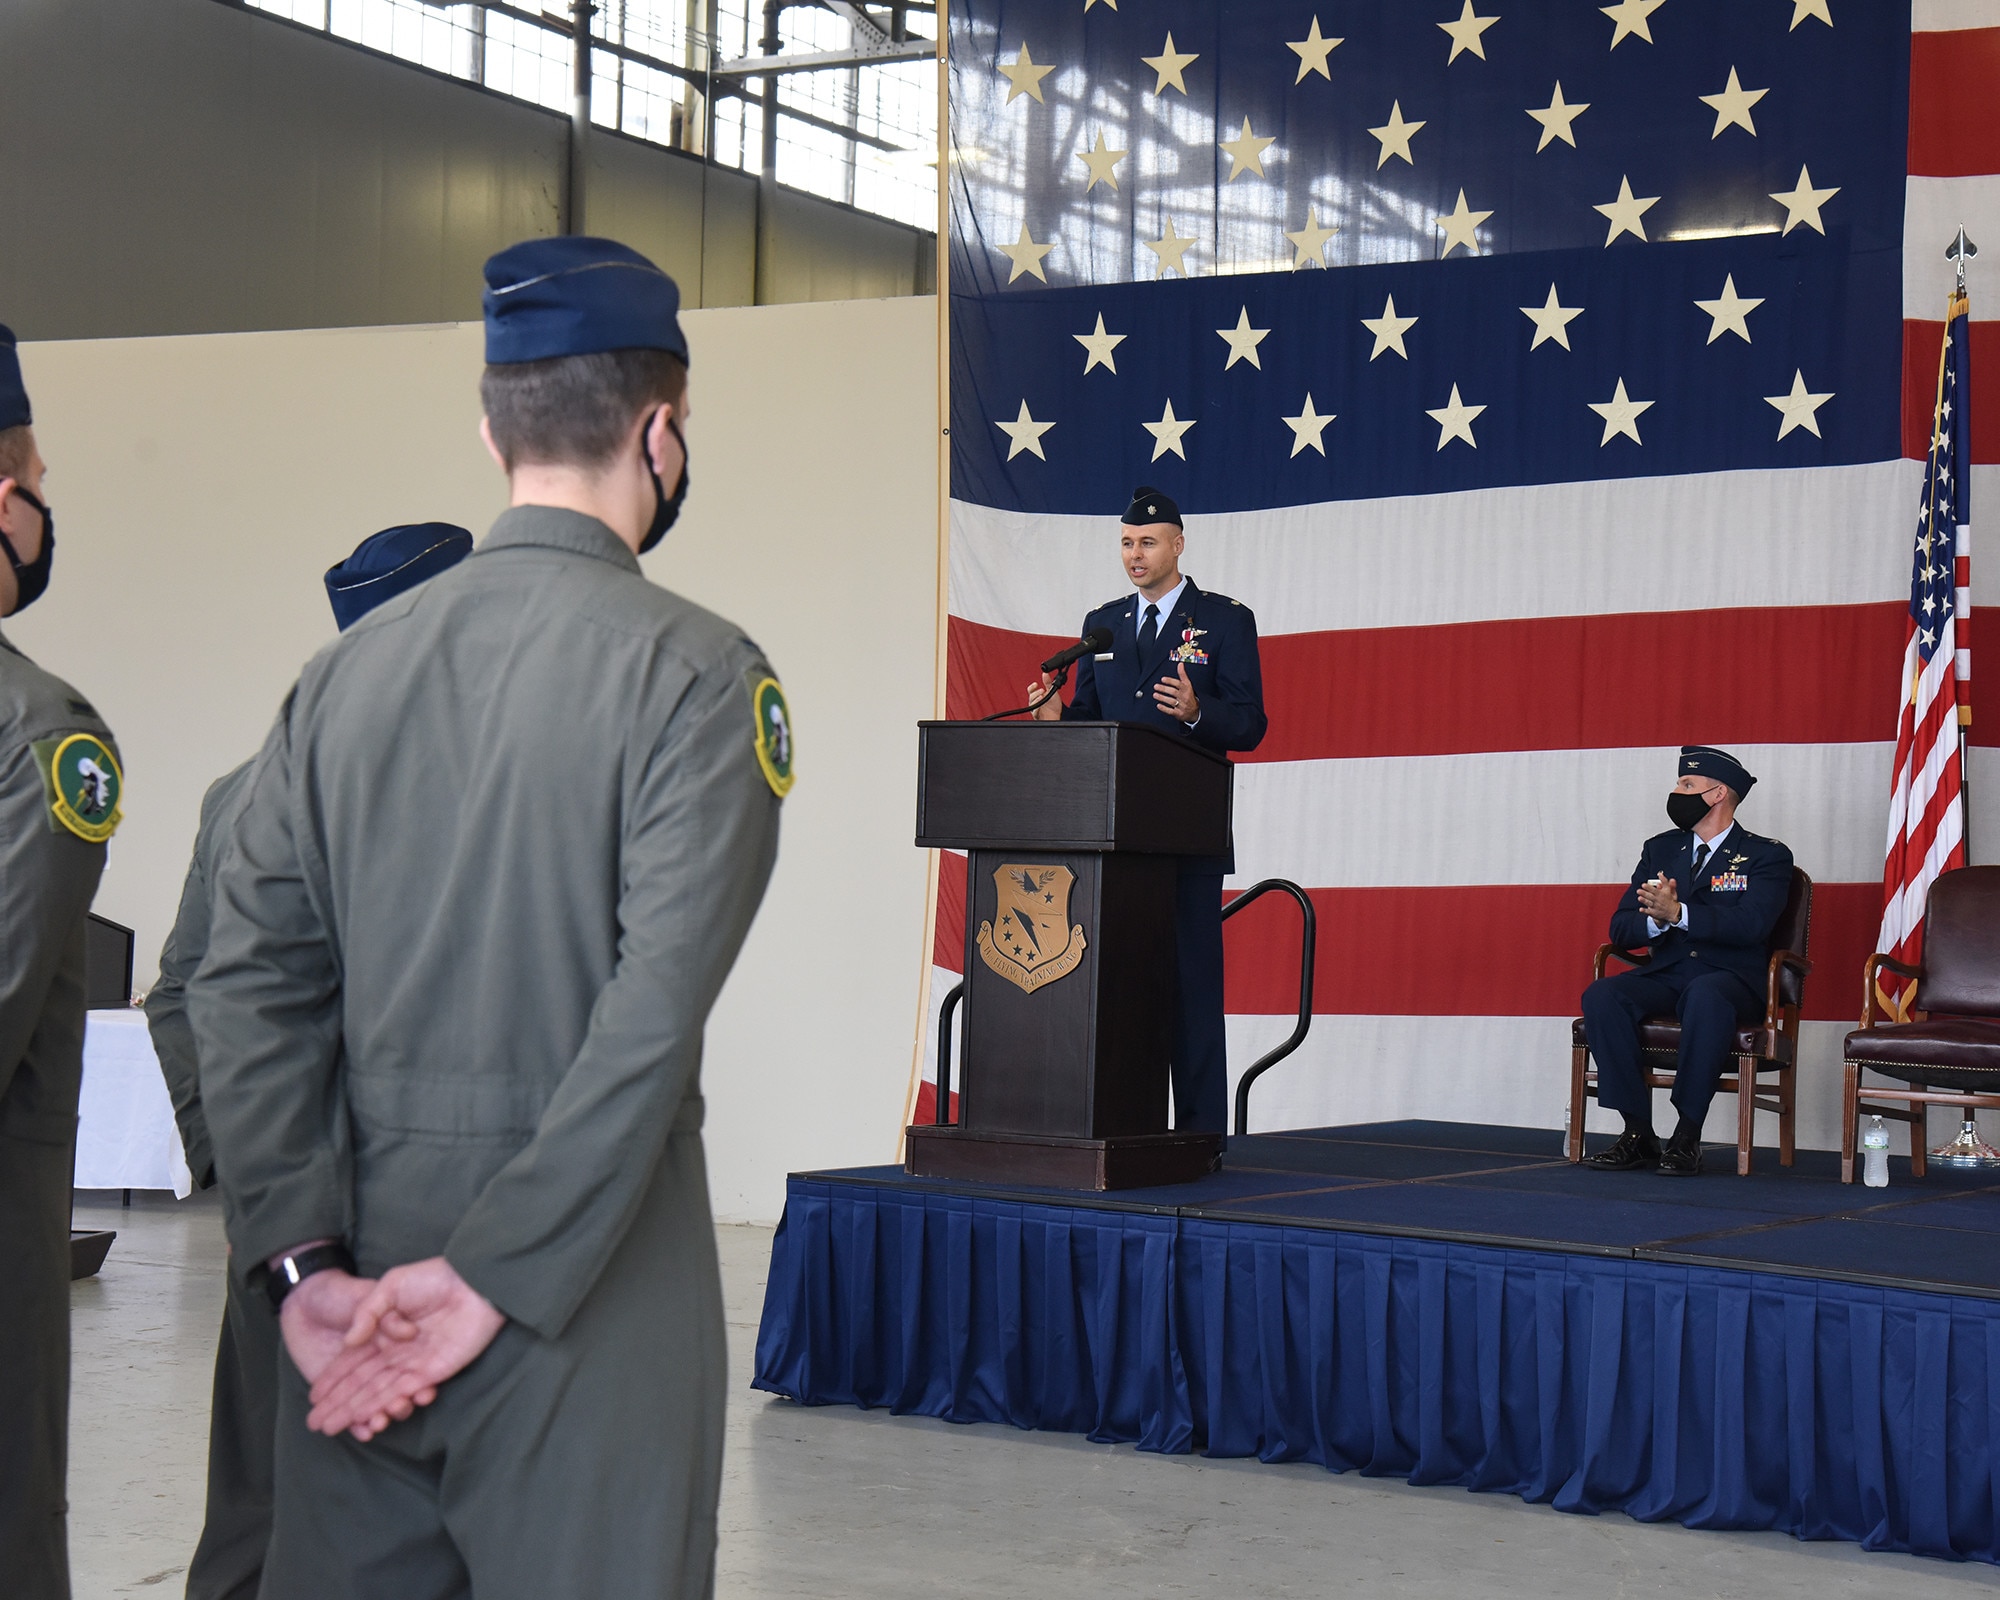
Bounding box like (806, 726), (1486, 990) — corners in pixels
(1666, 789), (1714, 831)
(0, 486), (54, 614)
(639, 411), (689, 556)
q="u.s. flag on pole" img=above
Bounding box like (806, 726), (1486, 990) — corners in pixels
(914, 0), (1999, 1147)
(1878, 287), (1973, 1016)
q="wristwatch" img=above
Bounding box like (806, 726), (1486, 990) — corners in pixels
(263, 1242), (357, 1312)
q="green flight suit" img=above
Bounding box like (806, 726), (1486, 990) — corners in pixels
(144, 759), (272, 1600)
(190, 507), (784, 1600)
(0, 630), (120, 1600)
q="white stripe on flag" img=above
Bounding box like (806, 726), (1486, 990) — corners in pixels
(1905, 176), (2000, 317)
(950, 462), (1921, 638)
(1226, 1014), (1870, 1153)
(1229, 743), (1896, 890)
(1912, 0), (2000, 34)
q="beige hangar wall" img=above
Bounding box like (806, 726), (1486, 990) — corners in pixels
(16, 295), (939, 1223)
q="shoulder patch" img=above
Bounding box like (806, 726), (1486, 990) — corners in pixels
(750, 675), (795, 799)
(33, 732), (123, 843)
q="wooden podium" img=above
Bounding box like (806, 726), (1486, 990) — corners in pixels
(906, 720), (1230, 1190)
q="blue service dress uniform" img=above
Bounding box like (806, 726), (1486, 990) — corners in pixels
(1060, 578), (1266, 1132)
(1581, 824), (1793, 1129)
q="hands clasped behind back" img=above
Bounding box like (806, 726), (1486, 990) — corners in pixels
(280, 1256), (506, 1441)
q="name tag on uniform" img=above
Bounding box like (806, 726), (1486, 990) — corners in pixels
(1094, 651), (1115, 661)
(1710, 872), (1748, 893)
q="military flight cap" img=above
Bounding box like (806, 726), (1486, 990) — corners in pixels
(1679, 745), (1755, 798)
(324, 522), (474, 632)
(1122, 485), (1182, 528)
(482, 236), (689, 367)
(0, 325), (31, 432)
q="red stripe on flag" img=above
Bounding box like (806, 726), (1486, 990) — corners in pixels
(934, 849), (967, 971)
(1220, 880), (1883, 1023)
(1909, 29), (2000, 178)
(1904, 319), (2000, 462)
(948, 606), (1912, 760)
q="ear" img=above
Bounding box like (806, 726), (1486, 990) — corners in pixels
(478, 417), (506, 472)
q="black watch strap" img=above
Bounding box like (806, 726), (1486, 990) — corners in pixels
(264, 1242), (356, 1312)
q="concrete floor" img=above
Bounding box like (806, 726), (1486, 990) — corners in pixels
(67, 1191), (2000, 1600)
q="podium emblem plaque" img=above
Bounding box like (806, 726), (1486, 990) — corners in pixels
(976, 863), (1087, 993)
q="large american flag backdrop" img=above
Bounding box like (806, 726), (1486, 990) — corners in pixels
(912, 0), (2000, 1148)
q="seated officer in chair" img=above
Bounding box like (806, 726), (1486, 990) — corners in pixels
(1580, 746), (1793, 1176)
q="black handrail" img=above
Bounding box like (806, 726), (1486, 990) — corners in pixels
(934, 980), (965, 1124)
(1223, 879), (1318, 1137)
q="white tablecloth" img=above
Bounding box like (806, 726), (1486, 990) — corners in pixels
(74, 1008), (191, 1197)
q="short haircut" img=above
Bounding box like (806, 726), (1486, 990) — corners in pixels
(0, 426), (32, 482)
(480, 348), (687, 471)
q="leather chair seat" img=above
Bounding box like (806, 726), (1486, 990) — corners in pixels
(1570, 1016), (1793, 1062)
(1844, 1017), (2000, 1088)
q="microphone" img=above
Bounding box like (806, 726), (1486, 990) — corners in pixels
(1041, 627), (1114, 675)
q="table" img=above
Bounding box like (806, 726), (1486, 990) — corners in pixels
(74, 1008), (190, 1198)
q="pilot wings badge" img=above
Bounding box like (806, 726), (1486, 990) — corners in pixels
(976, 863), (1088, 994)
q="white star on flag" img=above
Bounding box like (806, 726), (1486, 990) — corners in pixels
(1437, 189), (1493, 256)
(1520, 284), (1583, 350)
(1790, 0), (1832, 28)
(1766, 370), (1834, 439)
(1694, 274), (1762, 343)
(1587, 378), (1653, 446)
(1438, 1), (1500, 61)
(1283, 394), (1336, 456)
(1142, 33), (1198, 95)
(1426, 384), (1486, 449)
(998, 43), (1056, 104)
(1594, 175), (1658, 244)
(1144, 399), (1196, 460)
(1769, 165), (1839, 235)
(1528, 82), (1589, 151)
(997, 224), (1054, 283)
(1368, 100), (1425, 168)
(1600, 0), (1665, 47)
(1699, 67), (1766, 138)
(1219, 118), (1276, 181)
(1362, 294), (1418, 360)
(1285, 206), (1338, 268)
(995, 401), (1054, 460)
(1076, 131), (1127, 190)
(1217, 307), (1271, 369)
(1287, 17), (1342, 82)
(1074, 314), (1126, 374)
(1145, 217), (1196, 277)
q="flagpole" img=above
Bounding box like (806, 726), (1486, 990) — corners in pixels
(1949, 227), (1976, 864)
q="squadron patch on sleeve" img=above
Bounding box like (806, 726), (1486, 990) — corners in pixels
(750, 676), (795, 798)
(34, 732), (123, 842)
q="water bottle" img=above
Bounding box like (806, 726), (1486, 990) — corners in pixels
(1862, 1115), (1890, 1188)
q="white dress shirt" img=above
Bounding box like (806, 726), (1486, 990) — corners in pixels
(1133, 577), (1189, 645)
(1133, 577), (1196, 727)
(1646, 820), (1735, 938)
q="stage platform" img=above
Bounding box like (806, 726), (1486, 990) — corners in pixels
(754, 1121), (2000, 1563)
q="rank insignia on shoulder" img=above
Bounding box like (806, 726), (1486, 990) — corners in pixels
(750, 676), (795, 798)
(34, 732), (123, 843)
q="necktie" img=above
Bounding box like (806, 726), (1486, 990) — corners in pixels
(1138, 603), (1160, 655)
(1691, 842), (1710, 881)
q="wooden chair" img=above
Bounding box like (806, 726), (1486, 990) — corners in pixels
(1843, 866), (2000, 1184)
(1567, 868), (1814, 1176)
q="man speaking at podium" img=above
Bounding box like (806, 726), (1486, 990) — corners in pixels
(1028, 487), (1266, 1134)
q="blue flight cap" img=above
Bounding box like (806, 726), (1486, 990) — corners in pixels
(1679, 745), (1755, 798)
(0, 325), (31, 432)
(1123, 485), (1182, 528)
(482, 237), (690, 367)
(325, 522), (473, 631)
